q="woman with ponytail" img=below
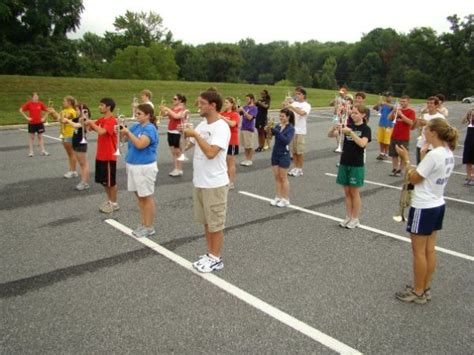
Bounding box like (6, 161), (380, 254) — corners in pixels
(394, 118), (459, 304)
(121, 104), (159, 238)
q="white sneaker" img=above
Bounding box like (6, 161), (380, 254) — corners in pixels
(169, 170), (183, 177)
(246, 161), (253, 166)
(287, 168), (296, 176)
(346, 218), (360, 229)
(339, 217), (351, 228)
(195, 255), (224, 273)
(240, 160), (248, 166)
(75, 181), (90, 191)
(292, 169), (303, 177)
(192, 254), (210, 269)
(270, 197), (281, 206)
(28, 152), (34, 157)
(64, 171), (79, 179)
(41, 151), (50, 156)
(276, 199), (290, 208)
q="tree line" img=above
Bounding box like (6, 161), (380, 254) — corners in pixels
(0, 1), (472, 99)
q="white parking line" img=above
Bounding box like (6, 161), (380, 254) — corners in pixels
(238, 191), (474, 262)
(19, 128), (62, 142)
(380, 160), (467, 176)
(104, 219), (361, 355)
(324, 173), (474, 205)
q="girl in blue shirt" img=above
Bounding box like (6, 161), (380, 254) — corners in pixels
(270, 108), (295, 208)
(121, 104), (159, 238)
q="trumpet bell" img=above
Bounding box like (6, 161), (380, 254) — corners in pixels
(59, 134), (64, 139)
(44, 121), (49, 126)
(334, 146), (343, 153)
(80, 137), (87, 144)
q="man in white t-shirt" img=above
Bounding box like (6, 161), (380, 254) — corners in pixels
(416, 96), (445, 164)
(183, 90), (231, 273)
(283, 86), (311, 177)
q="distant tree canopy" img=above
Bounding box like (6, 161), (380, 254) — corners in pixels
(0, 1), (472, 98)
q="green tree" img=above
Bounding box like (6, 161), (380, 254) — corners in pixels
(113, 10), (166, 46)
(109, 46), (156, 79)
(319, 56), (337, 89)
(148, 43), (179, 80)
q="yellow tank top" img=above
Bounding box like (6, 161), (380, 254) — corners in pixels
(61, 107), (77, 138)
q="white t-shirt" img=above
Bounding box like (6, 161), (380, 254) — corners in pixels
(190, 118), (230, 188)
(416, 112), (445, 148)
(411, 146), (454, 208)
(291, 101), (311, 135)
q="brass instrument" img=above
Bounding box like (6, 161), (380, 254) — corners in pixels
(44, 98), (53, 126)
(264, 117), (275, 150)
(132, 96), (138, 119)
(80, 105), (88, 144)
(157, 96), (165, 127)
(114, 113), (126, 156)
(393, 168), (413, 222)
(335, 98), (350, 153)
(177, 110), (191, 162)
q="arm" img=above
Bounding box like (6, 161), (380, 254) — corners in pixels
(273, 126), (294, 145)
(122, 127), (151, 149)
(287, 104), (307, 116)
(341, 126), (369, 148)
(220, 114), (237, 127)
(395, 145), (424, 184)
(19, 108), (31, 121)
(327, 124), (339, 138)
(87, 120), (109, 136)
(188, 132), (221, 159)
(239, 107), (256, 121)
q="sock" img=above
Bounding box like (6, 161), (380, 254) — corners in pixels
(208, 253), (221, 261)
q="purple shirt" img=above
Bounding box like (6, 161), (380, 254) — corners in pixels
(240, 105), (258, 132)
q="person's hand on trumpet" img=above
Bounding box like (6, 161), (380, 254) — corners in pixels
(178, 122), (195, 138)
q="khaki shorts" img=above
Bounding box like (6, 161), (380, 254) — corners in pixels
(377, 127), (393, 145)
(240, 130), (254, 149)
(193, 185), (228, 232)
(291, 134), (305, 155)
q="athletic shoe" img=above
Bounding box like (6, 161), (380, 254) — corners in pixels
(240, 160), (249, 166)
(240, 160), (253, 167)
(339, 217), (351, 228)
(270, 197), (281, 206)
(405, 285), (431, 301)
(192, 254), (210, 269)
(41, 151), (50, 156)
(395, 288), (427, 304)
(467, 179), (474, 186)
(376, 154), (385, 161)
(292, 169), (303, 177)
(394, 169), (402, 177)
(276, 199), (290, 208)
(63, 171), (79, 179)
(255, 147), (263, 152)
(345, 218), (360, 229)
(263, 144), (269, 151)
(75, 181), (90, 191)
(99, 201), (120, 213)
(288, 168), (297, 176)
(169, 170), (183, 177)
(195, 255), (224, 273)
(389, 168), (397, 176)
(132, 226), (156, 238)
(28, 152), (34, 157)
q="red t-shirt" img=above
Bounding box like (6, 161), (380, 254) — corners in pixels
(391, 108), (416, 141)
(167, 107), (185, 131)
(95, 117), (118, 161)
(221, 111), (240, 145)
(21, 101), (48, 124)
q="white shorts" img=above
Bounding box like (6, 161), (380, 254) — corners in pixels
(126, 162), (158, 197)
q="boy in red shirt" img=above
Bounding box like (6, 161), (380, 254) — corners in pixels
(388, 95), (416, 176)
(86, 98), (119, 213)
(19, 92), (50, 157)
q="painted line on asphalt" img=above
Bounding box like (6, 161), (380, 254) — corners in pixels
(19, 128), (62, 142)
(238, 191), (473, 262)
(380, 160), (467, 176)
(104, 219), (361, 355)
(325, 173), (474, 206)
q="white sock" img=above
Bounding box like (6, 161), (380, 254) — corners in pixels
(208, 253), (221, 261)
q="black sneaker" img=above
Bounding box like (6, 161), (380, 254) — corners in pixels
(396, 288), (427, 304)
(389, 168), (397, 176)
(394, 169), (402, 177)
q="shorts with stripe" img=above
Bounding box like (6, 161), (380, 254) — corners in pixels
(227, 144), (239, 156)
(95, 160), (117, 187)
(406, 204), (445, 236)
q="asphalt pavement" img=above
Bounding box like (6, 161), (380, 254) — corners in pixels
(1, 102), (473, 354)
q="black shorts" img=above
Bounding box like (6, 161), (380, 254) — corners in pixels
(227, 144), (239, 156)
(95, 160), (117, 187)
(255, 118), (267, 130)
(167, 132), (181, 148)
(389, 139), (409, 157)
(28, 123), (45, 134)
(73, 142), (87, 153)
(271, 153), (291, 168)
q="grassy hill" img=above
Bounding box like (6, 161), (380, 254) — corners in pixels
(0, 75), (419, 125)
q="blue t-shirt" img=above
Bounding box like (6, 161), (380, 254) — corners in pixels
(126, 123), (158, 165)
(379, 104), (394, 128)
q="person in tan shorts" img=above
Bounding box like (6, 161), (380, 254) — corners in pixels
(183, 89), (231, 273)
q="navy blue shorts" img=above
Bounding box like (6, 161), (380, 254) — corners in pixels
(271, 153), (291, 169)
(406, 205), (445, 236)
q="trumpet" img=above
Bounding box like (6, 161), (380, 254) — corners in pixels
(177, 110), (190, 162)
(44, 98), (53, 126)
(114, 113), (126, 156)
(80, 105), (88, 144)
(157, 96), (165, 127)
(334, 98), (350, 153)
(393, 168), (414, 222)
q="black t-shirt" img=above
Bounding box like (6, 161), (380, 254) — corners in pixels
(340, 122), (371, 167)
(255, 98), (270, 122)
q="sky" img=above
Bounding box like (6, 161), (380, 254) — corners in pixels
(70, 0), (474, 44)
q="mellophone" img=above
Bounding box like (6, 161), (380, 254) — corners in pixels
(334, 96), (351, 153)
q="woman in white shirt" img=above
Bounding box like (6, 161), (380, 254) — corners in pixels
(394, 118), (459, 305)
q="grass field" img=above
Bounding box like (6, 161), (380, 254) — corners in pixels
(0, 75), (420, 125)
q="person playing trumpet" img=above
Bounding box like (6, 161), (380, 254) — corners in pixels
(160, 94), (187, 177)
(121, 104), (159, 238)
(19, 92), (50, 157)
(86, 98), (119, 213)
(269, 108), (295, 208)
(219, 97), (240, 189)
(328, 105), (371, 229)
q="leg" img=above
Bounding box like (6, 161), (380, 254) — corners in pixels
(410, 234), (428, 295)
(278, 167), (290, 200)
(205, 224), (224, 258)
(28, 133), (34, 154)
(227, 155), (236, 184)
(106, 185), (118, 203)
(466, 163), (473, 179)
(343, 186), (352, 218)
(424, 232), (437, 290)
(391, 157), (398, 171)
(37, 133), (46, 152)
(75, 152), (90, 183)
(174, 147), (183, 171)
(63, 142), (77, 172)
(135, 192), (146, 226)
(272, 165), (281, 197)
(349, 187), (361, 219)
(140, 195), (156, 228)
